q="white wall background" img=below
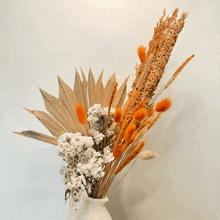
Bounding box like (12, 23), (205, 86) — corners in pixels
(1, 0), (220, 219)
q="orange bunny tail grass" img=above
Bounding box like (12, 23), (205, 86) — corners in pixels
(115, 141), (146, 174)
(113, 144), (125, 158)
(114, 108), (122, 123)
(133, 108), (148, 121)
(155, 98), (172, 112)
(137, 45), (147, 63)
(76, 103), (87, 124)
(124, 123), (136, 142)
(131, 99), (145, 117)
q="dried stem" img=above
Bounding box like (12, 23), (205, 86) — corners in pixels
(103, 83), (118, 149)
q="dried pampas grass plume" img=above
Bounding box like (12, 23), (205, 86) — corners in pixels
(139, 150), (158, 160)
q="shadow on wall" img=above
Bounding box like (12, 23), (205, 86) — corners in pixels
(106, 184), (129, 220)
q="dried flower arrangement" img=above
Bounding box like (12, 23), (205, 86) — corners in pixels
(14, 8), (194, 210)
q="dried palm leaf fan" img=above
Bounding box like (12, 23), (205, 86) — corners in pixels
(13, 9), (194, 202)
(13, 70), (128, 145)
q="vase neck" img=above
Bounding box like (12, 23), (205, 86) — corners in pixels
(84, 196), (108, 205)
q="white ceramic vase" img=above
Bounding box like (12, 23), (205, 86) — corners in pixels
(69, 194), (112, 220)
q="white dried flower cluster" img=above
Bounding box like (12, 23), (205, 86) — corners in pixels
(87, 104), (115, 124)
(57, 130), (114, 208)
(89, 128), (105, 145)
(88, 104), (115, 144)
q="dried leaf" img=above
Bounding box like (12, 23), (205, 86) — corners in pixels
(74, 69), (86, 108)
(13, 130), (58, 145)
(58, 76), (86, 134)
(80, 68), (89, 112)
(39, 88), (77, 133)
(121, 99), (129, 111)
(112, 76), (129, 108)
(88, 68), (96, 107)
(23, 108), (67, 137)
(95, 70), (104, 104)
(103, 73), (116, 107)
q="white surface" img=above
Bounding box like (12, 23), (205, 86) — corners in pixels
(1, 0), (220, 219)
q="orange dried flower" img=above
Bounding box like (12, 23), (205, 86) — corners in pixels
(137, 46), (147, 63)
(114, 108), (122, 123)
(155, 98), (172, 112)
(113, 144), (125, 158)
(76, 103), (87, 124)
(124, 123), (136, 142)
(133, 108), (148, 121)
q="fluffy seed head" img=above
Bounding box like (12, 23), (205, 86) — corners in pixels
(76, 103), (87, 124)
(139, 150), (158, 160)
(114, 108), (122, 123)
(137, 45), (147, 63)
(124, 123), (136, 142)
(155, 98), (172, 112)
(133, 108), (148, 121)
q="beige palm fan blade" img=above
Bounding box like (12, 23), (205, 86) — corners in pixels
(74, 69), (87, 110)
(13, 130), (58, 145)
(58, 76), (87, 135)
(102, 73), (116, 107)
(94, 70), (104, 104)
(112, 76), (129, 109)
(121, 99), (129, 112)
(88, 68), (96, 107)
(80, 68), (89, 112)
(23, 108), (67, 137)
(73, 69), (90, 132)
(39, 87), (78, 133)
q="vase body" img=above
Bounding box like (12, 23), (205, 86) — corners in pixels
(70, 195), (112, 220)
